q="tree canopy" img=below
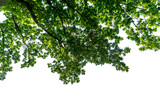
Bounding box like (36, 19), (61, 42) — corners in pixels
(0, 0), (160, 84)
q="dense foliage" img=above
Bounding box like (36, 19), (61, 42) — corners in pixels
(0, 0), (160, 84)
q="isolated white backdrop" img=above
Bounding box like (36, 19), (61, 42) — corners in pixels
(0, 12), (160, 104)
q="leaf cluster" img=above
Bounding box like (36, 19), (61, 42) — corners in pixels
(0, 0), (159, 84)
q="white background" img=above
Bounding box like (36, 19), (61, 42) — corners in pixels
(0, 12), (160, 104)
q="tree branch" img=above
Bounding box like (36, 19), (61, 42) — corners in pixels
(116, 0), (144, 36)
(63, 0), (88, 21)
(15, 0), (63, 47)
(11, 13), (27, 46)
(120, 2), (143, 10)
(0, 28), (5, 69)
(46, 0), (67, 37)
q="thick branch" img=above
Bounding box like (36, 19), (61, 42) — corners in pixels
(15, 0), (63, 46)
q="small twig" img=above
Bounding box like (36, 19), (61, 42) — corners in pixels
(63, 0), (89, 21)
(0, 28), (5, 69)
(116, 0), (144, 36)
(11, 13), (33, 63)
(120, 2), (143, 10)
(11, 13), (28, 46)
(46, 0), (67, 37)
